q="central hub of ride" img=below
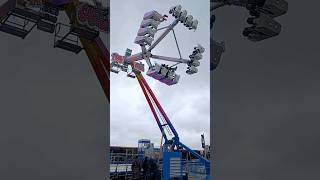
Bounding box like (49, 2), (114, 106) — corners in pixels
(111, 5), (205, 86)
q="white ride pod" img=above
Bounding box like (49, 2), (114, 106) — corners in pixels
(147, 63), (161, 75)
(193, 53), (203, 60)
(137, 27), (157, 37)
(167, 70), (175, 80)
(195, 44), (205, 53)
(190, 19), (198, 30)
(140, 19), (160, 29)
(190, 53), (203, 61)
(173, 74), (180, 84)
(160, 73), (180, 86)
(191, 60), (200, 67)
(143, 10), (163, 21)
(169, 5), (175, 14)
(179, 10), (187, 23)
(172, 5), (182, 18)
(147, 63), (163, 80)
(134, 36), (154, 46)
(184, 15), (193, 27)
(186, 65), (198, 74)
(110, 62), (120, 74)
(160, 65), (169, 77)
(168, 74), (180, 85)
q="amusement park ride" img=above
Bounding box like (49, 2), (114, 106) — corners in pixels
(111, 5), (210, 179)
(110, 5), (204, 85)
(0, 0), (110, 100)
(111, 0), (288, 178)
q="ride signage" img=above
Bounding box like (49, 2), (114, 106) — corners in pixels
(76, 2), (109, 33)
(111, 53), (124, 64)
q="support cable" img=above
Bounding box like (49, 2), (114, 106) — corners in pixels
(172, 29), (182, 59)
(169, 62), (181, 68)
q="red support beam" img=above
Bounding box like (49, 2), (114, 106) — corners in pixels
(136, 73), (167, 141)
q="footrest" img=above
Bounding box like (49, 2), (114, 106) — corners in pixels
(54, 40), (82, 54)
(42, 13), (58, 23)
(12, 8), (40, 22)
(42, 3), (59, 16)
(37, 20), (55, 33)
(0, 24), (28, 38)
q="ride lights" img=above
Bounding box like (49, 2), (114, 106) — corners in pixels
(169, 5), (182, 18)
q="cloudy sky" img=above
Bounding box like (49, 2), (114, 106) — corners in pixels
(110, 0), (210, 149)
(212, 1), (320, 179)
(0, 1), (108, 179)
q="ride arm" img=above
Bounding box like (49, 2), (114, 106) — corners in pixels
(81, 37), (110, 101)
(141, 46), (152, 67)
(138, 73), (179, 139)
(136, 73), (168, 142)
(64, 2), (110, 101)
(150, 54), (189, 64)
(148, 19), (179, 51)
(136, 63), (209, 168)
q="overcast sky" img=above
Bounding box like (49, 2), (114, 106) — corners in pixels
(212, 1), (320, 179)
(110, 0), (210, 149)
(0, 1), (108, 179)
